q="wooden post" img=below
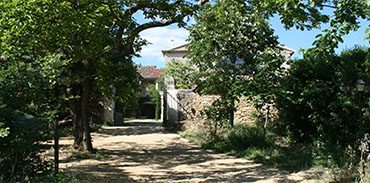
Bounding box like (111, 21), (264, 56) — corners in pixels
(54, 120), (59, 173)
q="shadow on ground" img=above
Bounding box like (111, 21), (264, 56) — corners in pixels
(62, 164), (136, 183)
(59, 121), (321, 183)
(97, 126), (165, 136)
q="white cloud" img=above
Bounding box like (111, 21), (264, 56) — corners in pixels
(134, 27), (189, 67)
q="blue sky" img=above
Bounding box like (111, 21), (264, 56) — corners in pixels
(270, 16), (369, 60)
(133, 13), (369, 68)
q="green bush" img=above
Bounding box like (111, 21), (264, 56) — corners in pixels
(0, 108), (52, 182)
(276, 46), (370, 166)
(164, 59), (196, 89)
(213, 125), (275, 153)
(182, 124), (275, 156)
(182, 121), (315, 172)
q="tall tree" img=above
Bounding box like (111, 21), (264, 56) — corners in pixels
(189, 0), (369, 126)
(0, 0), (204, 152)
(188, 0), (282, 126)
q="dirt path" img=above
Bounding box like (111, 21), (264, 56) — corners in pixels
(58, 120), (322, 183)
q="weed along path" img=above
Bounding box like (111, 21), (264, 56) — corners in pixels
(58, 120), (322, 182)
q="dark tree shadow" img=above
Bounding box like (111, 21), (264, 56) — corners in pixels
(122, 121), (162, 127)
(62, 163), (136, 183)
(59, 122), (321, 182)
(96, 126), (166, 137)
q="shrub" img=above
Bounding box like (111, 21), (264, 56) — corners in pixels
(182, 120), (315, 172)
(0, 108), (52, 182)
(276, 46), (370, 166)
(182, 123), (275, 156)
(204, 99), (232, 134)
(213, 125), (275, 153)
(164, 59), (196, 89)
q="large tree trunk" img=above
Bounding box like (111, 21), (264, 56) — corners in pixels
(226, 97), (235, 128)
(229, 109), (234, 127)
(69, 86), (83, 149)
(81, 80), (94, 152)
(69, 81), (94, 152)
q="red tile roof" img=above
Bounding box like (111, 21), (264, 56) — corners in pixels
(138, 66), (163, 79)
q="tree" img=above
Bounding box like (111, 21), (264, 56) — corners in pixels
(276, 47), (370, 164)
(164, 59), (196, 89)
(0, 0), (205, 152)
(0, 0), (113, 152)
(188, 0), (283, 127)
(189, 0), (368, 127)
(0, 55), (56, 180)
(250, 0), (369, 55)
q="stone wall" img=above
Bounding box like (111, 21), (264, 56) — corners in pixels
(234, 98), (257, 126)
(176, 90), (219, 120)
(176, 90), (257, 125)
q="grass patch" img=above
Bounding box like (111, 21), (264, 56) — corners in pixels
(250, 145), (314, 172)
(181, 124), (314, 172)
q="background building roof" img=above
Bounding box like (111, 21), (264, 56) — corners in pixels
(138, 66), (163, 79)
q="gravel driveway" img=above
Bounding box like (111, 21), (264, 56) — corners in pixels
(58, 120), (322, 183)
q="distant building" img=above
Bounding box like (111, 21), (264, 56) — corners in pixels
(162, 43), (294, 67)
(138, 66), (163, 96)
(137, 66), (163, 119)
(162, 43), (295, 89)
(161, 43), (295, 124)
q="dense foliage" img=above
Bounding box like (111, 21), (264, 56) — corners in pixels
(0, 0), (368, 181)
(276, 47), (370, 165)
(0, 0), (202, 153)
(164, 59), (196, 89)
(0, 99), (52, 181)
(0, 100), (10, 138)
(0, 54), (63, 181)
(0, 114), (52, 182)
(186, 0), (369, 179)
(188, 0), (284, 127)
(188, 0), (369, 127)
(0, 0), (203, 180)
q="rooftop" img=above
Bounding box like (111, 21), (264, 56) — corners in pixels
(138, 66), (163, 79)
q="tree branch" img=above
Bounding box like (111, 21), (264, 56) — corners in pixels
(200, 0), (209, 5)
(124, 0), (183, 18)
(107, 3), (122, 22)
(112, 25), (125, 56)
(124, 4), (143, 17)
(121, 19), (180, 56)
(110, 0), (208, 58)
(321, 4), (336, 9)
(134, 19), (179, 34)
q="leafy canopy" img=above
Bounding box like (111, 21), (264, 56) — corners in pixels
(188, 0), (285, 125)
(276, 47), (370, 165)
(164, 59), (196, 89)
